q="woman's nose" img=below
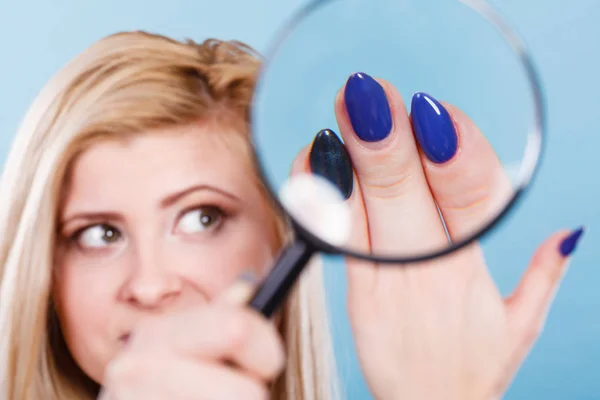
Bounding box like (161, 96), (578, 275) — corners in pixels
(120, 245), (184, 310)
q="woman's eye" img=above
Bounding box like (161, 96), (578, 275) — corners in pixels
(177, 206), (223, 234)
(75, 224), (122, 249)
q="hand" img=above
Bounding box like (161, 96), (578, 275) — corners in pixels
(300, 73), (583, 399)
(98, 276), (285, 400)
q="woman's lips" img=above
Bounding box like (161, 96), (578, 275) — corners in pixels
(119, 333), (131, 344)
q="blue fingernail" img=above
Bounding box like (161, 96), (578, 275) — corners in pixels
(238, 271), (258, 284)
(344, 72), (393, 143)
(411, 92), (458, 164)
(559, 227), (585, 257)
(309, 129), (354, 200)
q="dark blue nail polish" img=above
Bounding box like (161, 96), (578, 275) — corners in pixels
(559, 227), (585, 257)
(344, 72), (392, 143)
(411, 92), (458, 164)
(309, 129), (354, 200)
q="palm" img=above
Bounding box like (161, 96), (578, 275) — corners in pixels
(345, 248), (510, 400)
(297, 73), (575, 400)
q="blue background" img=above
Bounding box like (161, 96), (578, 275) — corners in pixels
(0, 0), (597, 398)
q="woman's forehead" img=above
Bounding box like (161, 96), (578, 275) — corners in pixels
(62, 126), (256, 210)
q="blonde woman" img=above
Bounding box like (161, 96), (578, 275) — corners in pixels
(0, 31), (583, 400)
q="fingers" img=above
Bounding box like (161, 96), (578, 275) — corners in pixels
(334, 73), (448, 255)
(101, 275), (282, 399)
(126, 275), (285, 382)
(100, 357), (269, 400)
(410, 93), (513, 243)
(505, 227), (584, 352)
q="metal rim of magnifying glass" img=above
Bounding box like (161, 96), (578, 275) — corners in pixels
(250, 0), (546, 265)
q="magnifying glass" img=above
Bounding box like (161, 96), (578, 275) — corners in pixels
(248, 0), (545, 318)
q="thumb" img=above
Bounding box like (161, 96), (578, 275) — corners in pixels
(505, 227), (584, 351)
(217, 272), (260, 305)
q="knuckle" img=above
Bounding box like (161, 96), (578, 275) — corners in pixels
(359, 165), (415, 200)
(263, 351), (286, 381)
(223, 308), (252, 351)
(436, 165), (511, 215)
(268, 328), (287, 376)
(270, 355), (286, 380)
(439, 181), (492, 212)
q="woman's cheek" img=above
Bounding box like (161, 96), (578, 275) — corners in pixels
(166, 227), (273, 298)
(55, 252), (127, 334)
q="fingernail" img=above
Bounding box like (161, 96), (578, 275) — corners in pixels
(344, 72), (393, 143)
(309, 129), (354, 200)
(238, 271), (258, 284)
(411, 92), (458, 164)
(559, 227), (585, 257)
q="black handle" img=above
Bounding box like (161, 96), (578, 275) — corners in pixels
(248, 239), (316, 318)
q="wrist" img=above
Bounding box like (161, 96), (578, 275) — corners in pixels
(374, 385), (504, 400)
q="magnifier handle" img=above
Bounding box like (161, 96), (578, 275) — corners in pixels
(248, 239), (316, 318)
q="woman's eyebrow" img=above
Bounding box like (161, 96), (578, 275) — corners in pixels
(59, 183), (241, 229)
(159, 184), (241, 208)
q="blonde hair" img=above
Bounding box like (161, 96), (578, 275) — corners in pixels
(0, 31), (340, 400)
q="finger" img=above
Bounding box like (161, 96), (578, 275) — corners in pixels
(295, 137), (370, 252)
(290, 145), (310, 177)
(129, 302), (285, 381)
(505, 227), (584, 352)
(410, 93), (513, 243)
(217, 272), (259, 305)
(335, 73), (448, 255)
(293, 137), (378, 293)
(102, 355), (268, 400)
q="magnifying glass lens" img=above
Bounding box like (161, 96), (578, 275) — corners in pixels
(252, 0), (543, 262)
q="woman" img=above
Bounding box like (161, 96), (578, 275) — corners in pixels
(0, 31), (583, 400)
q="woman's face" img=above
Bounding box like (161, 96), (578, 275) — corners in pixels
(53, 123), (278, 383)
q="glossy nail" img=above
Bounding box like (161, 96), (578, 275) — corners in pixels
(344, 72), (393, 143)
(309, 129), (354, 200)
(559, 227), (585, 257)
(411, 92), (458, 164)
